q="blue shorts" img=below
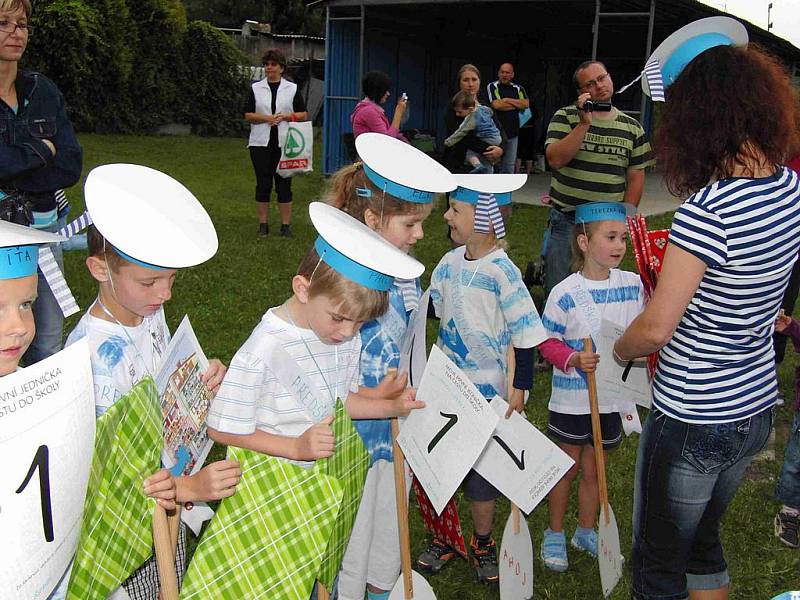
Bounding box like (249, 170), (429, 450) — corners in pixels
(547, 410), (623, 450)
(462, 469), (501, 502)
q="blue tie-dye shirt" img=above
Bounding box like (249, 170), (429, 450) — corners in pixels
(354, 279), (420, 465)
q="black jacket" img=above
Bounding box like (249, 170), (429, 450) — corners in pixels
(0, 70), (82, 211)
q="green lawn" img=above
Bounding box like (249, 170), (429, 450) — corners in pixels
(62, 134), (799, 599)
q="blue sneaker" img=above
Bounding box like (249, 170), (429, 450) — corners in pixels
(571, 527), (598, 558)
(541, 528), (568, 572)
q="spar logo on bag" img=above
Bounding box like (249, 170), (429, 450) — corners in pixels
(278, 123), (313, 176)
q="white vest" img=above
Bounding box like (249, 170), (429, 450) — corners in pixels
(248, 77), (298, 147)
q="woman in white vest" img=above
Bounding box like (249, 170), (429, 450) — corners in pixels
(245, 48), (307, 238)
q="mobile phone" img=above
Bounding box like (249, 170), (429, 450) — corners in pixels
(401, 92), (408, 101)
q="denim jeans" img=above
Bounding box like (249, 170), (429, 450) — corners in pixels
(495, 135), (518, 174)
(777, 409), (800, 509)
(632, 407), (773, 600)
(543, 208), (575, 298)
(22, 217), (65, 366)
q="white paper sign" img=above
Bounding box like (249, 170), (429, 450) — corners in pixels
(599, 504), (624, 598)
(0, 341), (95, 599)
(389, 570), (437, 600)
(397, 346), (498, 515)
(473, 397), (574, 514)
(499, 510), (534, 600)
(399, 288), (430, 389)
(595, 319), (652, 408)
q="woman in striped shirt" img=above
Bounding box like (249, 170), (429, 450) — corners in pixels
(615, 44), (800, 600)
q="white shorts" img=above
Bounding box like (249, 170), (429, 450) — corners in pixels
(337, 459), (411, 599)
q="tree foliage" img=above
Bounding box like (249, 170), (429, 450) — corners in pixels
(23, 0), (250, 135)
(183, 0), (324, 35)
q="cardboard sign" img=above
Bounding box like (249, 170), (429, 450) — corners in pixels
(180, 447), (343, 600)
(598, 504), (623, 598)
(473, 397), (574, 514)
(67, 376), (163, 599)
(0, 341), (94, 600)
(389, 569), (436, 600)
(499, 510), (534, 600)
(399, 288), (430, 389)
(595, 319), (652, 408)
(397, 346), (498, 515)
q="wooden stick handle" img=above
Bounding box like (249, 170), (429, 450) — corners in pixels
(506, 345), (523, 534)
(392, 418), (414, 599)
(153, 504), (179, 600)
(168, 505), (182, 560)
(316, 583), (330, 600)
(583, 337), (610, 525)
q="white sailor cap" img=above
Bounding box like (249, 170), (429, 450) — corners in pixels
(450, 174), (527, 207)
(355, 132), (456, 203)
(84, 164), (218, 269)
(309, 201), (424, 291)
(0, 220), (65, 280)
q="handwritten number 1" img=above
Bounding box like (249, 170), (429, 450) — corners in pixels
(493, 436), (526, 470)
(427, 411), (458, 453)
(16, 445), (55, 542)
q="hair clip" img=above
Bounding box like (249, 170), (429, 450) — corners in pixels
(353, 161), (364, 170)
(356, 187), (373, 198)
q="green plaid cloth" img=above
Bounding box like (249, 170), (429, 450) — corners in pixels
(180, 446), (344, 599)
(316, 399), (369, 590)
(67, 377), (163, 599)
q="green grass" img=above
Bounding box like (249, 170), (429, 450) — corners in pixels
(62, 134), (800, 599)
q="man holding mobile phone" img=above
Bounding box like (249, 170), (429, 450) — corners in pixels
(542, 60), (654, 296)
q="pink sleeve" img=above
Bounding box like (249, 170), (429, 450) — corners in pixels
(352, 105), (407, 142)
(538, 338), (575, 373)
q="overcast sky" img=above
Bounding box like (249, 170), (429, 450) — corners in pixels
(699, 0), (800, 48)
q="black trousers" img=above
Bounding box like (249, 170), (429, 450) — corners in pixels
(775, 254), (800, 364)
(249, 142), (292, 203)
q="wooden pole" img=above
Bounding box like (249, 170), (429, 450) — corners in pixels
(168, 505), (182, 560)
(317, 584), (330, 600)
(153, 504), (179, 600)
(393, 418), (414, 599)
(506, 345), (522, 535)
(583, 337), (610, 525)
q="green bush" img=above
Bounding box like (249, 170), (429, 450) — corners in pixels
(178, 21), (249, 136)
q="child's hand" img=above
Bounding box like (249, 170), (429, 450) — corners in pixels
(179, 460), (242, 503)
(143, 469), (177, 510)
(201, 359), (227, 394)
(295, 415), (335, 460)
(374, 370), (409, 399)
(569, 350), (600, 373)
(505, 389), (525, 418)
(776, 310), (792, 334)
(392, 387), (425, 417)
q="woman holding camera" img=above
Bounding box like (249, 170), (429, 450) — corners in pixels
(0, 0), (83, 365)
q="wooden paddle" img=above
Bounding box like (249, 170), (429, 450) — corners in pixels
(153, 504), (180, 600)
(392, 417), (414, 599)
(506, 346), (522, 534)
(583, 338), (609, 524)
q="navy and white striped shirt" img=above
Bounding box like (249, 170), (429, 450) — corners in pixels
(654, 167), (800, 423)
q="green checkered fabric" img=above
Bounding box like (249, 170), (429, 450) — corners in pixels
(67, 377), (163, 599)
(316, 399), (370, 590)
(180, 446), (344, 599)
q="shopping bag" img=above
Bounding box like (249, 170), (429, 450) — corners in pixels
(278, 121), (314, 177)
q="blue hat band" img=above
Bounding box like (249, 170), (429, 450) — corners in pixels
(314, 236), (392, 291)
(451, 186), (511, 206)
(662, 32), (733, 86)
(575, 202), (627, 224)
(112, 247), (168, 271)
(362, 164), (434, 204)
(0, 245), (39, 279)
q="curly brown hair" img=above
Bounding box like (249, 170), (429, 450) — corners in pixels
(655, 44), (800, 197)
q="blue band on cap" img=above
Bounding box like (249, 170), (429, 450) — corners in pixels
(0, 245), (39, 279)
(314, 236), (392, 291)
(362, 163), (434, 204)
(451, 186), (512, 206)
(575, 202), (627, 224)
(662, 32), (733, 86)
(112, 247), (168, 271)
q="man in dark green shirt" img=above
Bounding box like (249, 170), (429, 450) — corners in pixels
(543, 60), (654, 295)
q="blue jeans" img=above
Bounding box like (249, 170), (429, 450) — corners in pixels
(777, 409), (800, 510)
(632, 407), (773, 600)
(22, 217), (65, 366)
(543, 208), (575, 298)
(495, 135), (518, 174)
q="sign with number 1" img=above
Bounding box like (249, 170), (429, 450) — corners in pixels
(397, 346), (498, 515)
(0, 341), (95, 599)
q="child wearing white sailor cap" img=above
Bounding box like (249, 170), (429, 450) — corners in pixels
(64, 164), (241, 600)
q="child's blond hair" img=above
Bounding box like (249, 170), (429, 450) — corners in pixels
(297, 246), (389, 322)
(570, 221), (602, 272)
(323, 162), (429, 227)
(87, 224), (129, 272)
